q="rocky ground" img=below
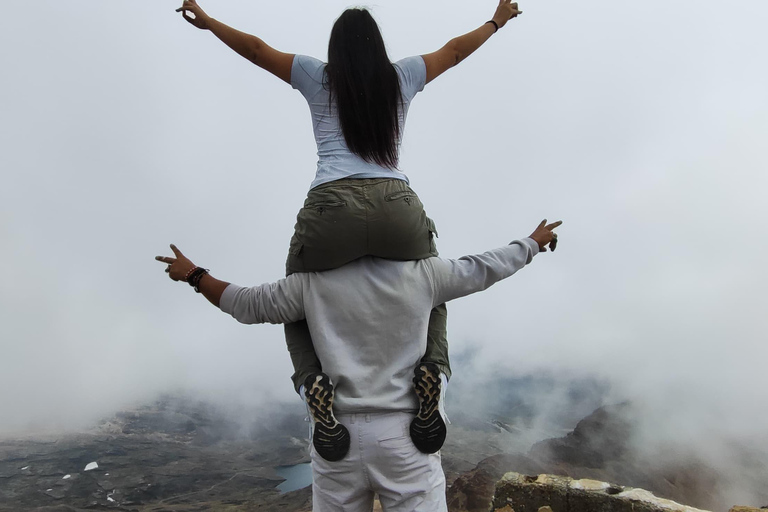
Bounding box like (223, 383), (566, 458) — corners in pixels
(446, 403), (768, 512)
(0, 397), (313, 511)
(2, 387), (766, 511)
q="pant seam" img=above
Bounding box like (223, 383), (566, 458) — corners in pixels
(358, 417), (373, 491)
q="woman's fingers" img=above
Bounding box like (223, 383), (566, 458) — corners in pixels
(155, 256), (176, 264)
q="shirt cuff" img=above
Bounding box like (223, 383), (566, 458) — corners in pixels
(521, 237), (540, 257)
(219, 283), (241, 315)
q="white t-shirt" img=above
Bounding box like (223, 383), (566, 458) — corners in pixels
(291, 55), (427, 189)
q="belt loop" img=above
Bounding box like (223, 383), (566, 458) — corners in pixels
(365, 414), (371, 423)
(350, 414), (356, 425)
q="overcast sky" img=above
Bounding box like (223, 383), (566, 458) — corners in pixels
(2, 0), (767, 495)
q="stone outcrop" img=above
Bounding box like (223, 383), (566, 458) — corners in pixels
(491, 472), (711, 512)
(447, 454), (545, 512)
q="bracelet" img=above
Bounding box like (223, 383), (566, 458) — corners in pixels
(185, 267), (210, 293)
(191, 270), (209, 293)
(486, 20), (499, 33)
(184, 266), (200, 282)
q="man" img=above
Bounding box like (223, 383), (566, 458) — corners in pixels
(156, 219), (560, 512)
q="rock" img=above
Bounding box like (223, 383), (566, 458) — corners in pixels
(529, 403), (633, 469)
(446, 454), (545, 512)
(491, 472), (711, 512)
(730, 508), (765, 512)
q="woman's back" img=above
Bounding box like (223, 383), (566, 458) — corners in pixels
(291, 54), (427, 190)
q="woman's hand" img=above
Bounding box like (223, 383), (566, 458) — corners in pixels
(529, 219), (562, 252)
(492, 0), (523, 30)
(176, 0), (212, 30)
(156, 244), (197, 282)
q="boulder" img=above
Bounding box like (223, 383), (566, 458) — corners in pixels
(491, 472), (711, 512)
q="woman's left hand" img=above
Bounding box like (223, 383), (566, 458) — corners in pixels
(156, 244), (197, 282)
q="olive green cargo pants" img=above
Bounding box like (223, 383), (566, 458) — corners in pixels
(285, 178), (451, 392)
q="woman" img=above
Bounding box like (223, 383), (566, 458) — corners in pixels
(176, 0), (522, 461)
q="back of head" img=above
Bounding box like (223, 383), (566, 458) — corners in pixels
(327, 8), (402, 169)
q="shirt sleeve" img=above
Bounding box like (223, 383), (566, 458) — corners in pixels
(291, 55), (327, 99)
(219, 275), (306, 325)
(425, 238), (540, 307)
(394, 56), (427, 100)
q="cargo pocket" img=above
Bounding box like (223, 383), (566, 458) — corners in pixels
(289, 237), (304, 256)
(385, 190), (420, 207)
(426, 217), (439, 257)
(304, 200), (347, 216)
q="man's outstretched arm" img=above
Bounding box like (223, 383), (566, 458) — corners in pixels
(428, 219), (561, 306)
(155, 244), (305, 325)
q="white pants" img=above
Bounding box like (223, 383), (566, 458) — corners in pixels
(310, 411), (447, 512)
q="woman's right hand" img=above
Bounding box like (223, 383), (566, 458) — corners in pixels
(176, 0), (212, 30)
(492, 0), (522, 30)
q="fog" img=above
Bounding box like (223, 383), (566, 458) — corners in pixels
(1, 0), (767, 506)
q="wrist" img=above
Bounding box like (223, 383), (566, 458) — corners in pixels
(485, 20), (499, 33)
(185, 266), (210, 292)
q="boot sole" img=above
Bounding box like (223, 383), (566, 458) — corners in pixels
(410, 363), (446, 454)
(305, 373), (350, 462)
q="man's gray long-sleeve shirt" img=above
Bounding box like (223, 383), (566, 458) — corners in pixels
(220, 238), (539, 413)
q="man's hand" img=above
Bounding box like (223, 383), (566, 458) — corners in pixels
(529, 219), (562, 252)
(176, 0), (212, 30)
(492, 0), (523, 30)
(155, 244), (197, 282)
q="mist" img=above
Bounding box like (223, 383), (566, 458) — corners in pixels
(2, 0), (767, 506)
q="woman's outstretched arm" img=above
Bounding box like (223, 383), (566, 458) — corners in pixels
(176, 0), (294, 84)
(422, 0), (522, 84)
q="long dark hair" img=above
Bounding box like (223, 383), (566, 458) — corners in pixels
(326, 9), (402, 169)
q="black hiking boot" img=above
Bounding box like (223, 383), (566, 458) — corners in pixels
(410, 363), (446, 454)
(304, 372), (350, 462)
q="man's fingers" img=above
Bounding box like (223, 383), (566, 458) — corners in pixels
(155, 256), (176, 264)
(170, 244), (184, 258)
(538, 219), (547, 229)
(546, 220), (563, 230)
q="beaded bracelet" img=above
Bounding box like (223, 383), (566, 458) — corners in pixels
(184, 266), (200, 282)
(185, 267), (210, 293)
